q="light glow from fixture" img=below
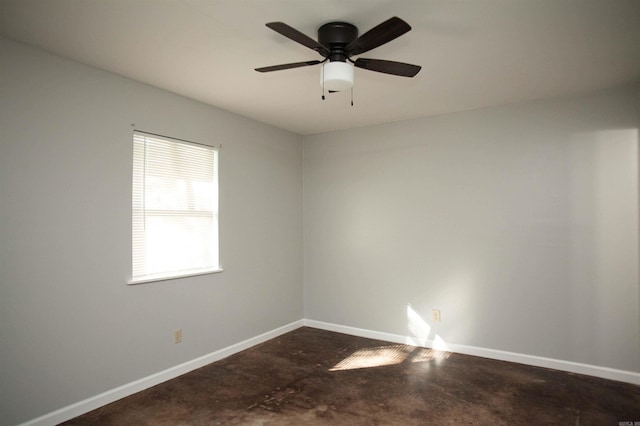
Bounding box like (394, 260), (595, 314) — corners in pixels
(320, 61), (354, 92)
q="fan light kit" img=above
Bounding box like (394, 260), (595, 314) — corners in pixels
(256, 17), (421, 105)
(321, 62), (354, 91)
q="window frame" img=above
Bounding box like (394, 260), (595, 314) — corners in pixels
(128, 130), (222, 285)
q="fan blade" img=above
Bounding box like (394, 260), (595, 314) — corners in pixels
(347, 17), (411, 56)
(255, 60), (322, 73)
(354, 58), (421, 77)
(266, 22), (329, 57)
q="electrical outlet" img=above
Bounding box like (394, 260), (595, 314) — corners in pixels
(432, 309), (441, 323)
(174, 328), (182, 344)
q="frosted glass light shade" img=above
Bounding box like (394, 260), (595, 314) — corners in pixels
(321, 61), (354, 91)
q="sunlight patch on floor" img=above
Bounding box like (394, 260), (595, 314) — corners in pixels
(329, 344), (451, 371)
(329, 345), (409, 371)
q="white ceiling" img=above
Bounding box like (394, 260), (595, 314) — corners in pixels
(1, 0), (639, 135)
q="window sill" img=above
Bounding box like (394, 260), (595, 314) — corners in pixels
(127, 268), (223, 285)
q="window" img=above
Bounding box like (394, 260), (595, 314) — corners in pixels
(130, 131), (220, 284)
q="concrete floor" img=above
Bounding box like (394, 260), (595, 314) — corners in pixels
(63, 327), (640, 425)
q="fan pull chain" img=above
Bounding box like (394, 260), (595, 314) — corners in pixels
(321, 66), (326, 100)
(351, 87), (354, 106)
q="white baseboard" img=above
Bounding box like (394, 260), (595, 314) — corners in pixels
(303, 319), (640, 386)
(21, 318), (640, 425)
(20, 320), (304, 426)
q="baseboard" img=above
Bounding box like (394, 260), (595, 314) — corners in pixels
(20, 317), (640, 425)
(20, 320), (304, 426)
(303, 319), (640, 386)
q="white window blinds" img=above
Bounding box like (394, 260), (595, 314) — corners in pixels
(131, 131), (219, 283)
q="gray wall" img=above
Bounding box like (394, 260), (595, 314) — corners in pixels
(0, 38), (303, 425)
(2, 34), (639, 426)
(304, 86), (640, 373)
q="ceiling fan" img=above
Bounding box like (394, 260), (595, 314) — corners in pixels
(255, 17), (421, 99)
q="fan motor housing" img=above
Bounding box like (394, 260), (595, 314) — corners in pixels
(318, 22), (358, 61)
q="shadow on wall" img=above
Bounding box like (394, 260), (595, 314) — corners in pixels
(566, 128), (640, 367)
